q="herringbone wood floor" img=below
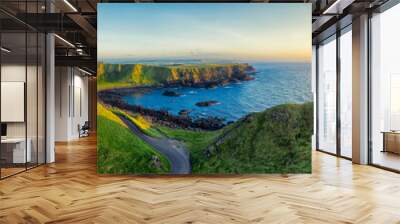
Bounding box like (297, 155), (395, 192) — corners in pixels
(0, 135), (400, 224)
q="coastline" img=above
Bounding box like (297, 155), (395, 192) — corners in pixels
(98, 61), (313, 130)
(97, 62), (256, 91)
(98, 91), (226, 131)
(97, 63), (257, 130)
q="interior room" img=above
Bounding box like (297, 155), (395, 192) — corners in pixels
(0, 0), (399, 223)
(370, 2), (400, 171)
(0, 0), (96, 179)
(0, 10), (46, 178)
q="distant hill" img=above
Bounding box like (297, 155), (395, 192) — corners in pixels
(97, 63), (255, 90)
(190, 102), (313, 173)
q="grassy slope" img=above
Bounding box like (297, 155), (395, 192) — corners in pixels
(114, 110), (164, 138)
(158, 102), (313, 174)
(97, 63), (252, 90)
(157, 126), (224, 153)
(199, 102), (313, 174)
(97, 103), (170, 174)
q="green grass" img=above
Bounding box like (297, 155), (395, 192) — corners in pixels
(98, 101), (313, 174)
(113, 110), (164, 138)
(189, 103), (313, 174)
(97, 115), (170, 174)
(157, 103), (313, 174)
(97, 63), (252, 90)
(97, 81), (133, 91)
(136, 123), (164, 139)
(157, 126), (223, 152)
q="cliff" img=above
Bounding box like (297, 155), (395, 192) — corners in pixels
(97, 63), (255, 90)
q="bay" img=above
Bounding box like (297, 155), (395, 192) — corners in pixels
(122, 62), (312, 123)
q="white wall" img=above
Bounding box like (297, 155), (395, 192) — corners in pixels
(0, 65), (41, 138)
(55, 67), (89, 141)
(1, 65), (26, 138)
(55, 67), (69, 141)
(72, 73), (89, 138)
(1, 65), (26, 81)
(1, 63), (46, 164)
(1, 82), (25, 122)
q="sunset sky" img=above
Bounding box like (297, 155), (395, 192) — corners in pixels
(98, 3), (311, 62)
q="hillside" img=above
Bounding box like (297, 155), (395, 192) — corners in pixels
(97, 63), (255, 90)
(158, 102), (313, 174)
(97, 103), (170, 174)
(97, 101), (313, 174)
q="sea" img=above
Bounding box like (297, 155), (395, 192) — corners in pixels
(122, 62), (312, 123)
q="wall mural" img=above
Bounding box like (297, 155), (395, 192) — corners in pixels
(97, 3), (313, 174)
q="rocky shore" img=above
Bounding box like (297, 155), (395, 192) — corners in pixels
(97, 63), (259, 130)
(98, 91), (225, 130)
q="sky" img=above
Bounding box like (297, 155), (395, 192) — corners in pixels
(98, 3), (311, 62)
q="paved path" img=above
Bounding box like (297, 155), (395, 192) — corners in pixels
(118, 114), (191, 174)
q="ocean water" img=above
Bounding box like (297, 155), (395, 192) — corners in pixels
(123, 62), (312, 122)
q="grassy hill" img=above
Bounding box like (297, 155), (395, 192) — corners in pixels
(97, 63), (254, 90)
(97, 103), (170, 174)
(97, 101), (313, 174)
(158, 102), (313, 174)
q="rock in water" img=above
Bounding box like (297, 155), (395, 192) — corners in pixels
(241, 75), (255, 81)
(195, 101), (219, 107)
(162, 90), (181, 97)
(179, 109), (192, 116)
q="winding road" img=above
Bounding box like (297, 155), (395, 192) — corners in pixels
(117, 114), (191, 174)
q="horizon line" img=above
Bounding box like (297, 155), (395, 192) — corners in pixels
(97, 58), (311, 63)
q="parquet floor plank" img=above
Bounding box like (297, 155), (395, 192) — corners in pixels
(0, 135), (399, 223)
